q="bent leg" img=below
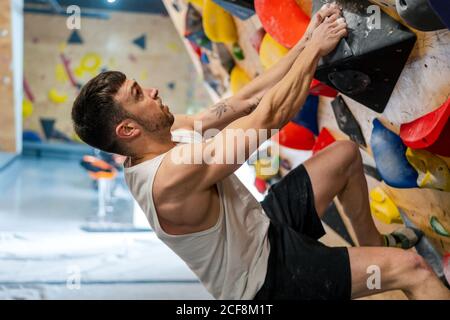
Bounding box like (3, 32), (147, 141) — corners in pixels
(348, 246), (450, 299)
(303, 141), (382, 246)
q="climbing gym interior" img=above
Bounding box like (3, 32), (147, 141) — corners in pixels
(0, 0), (449, 302)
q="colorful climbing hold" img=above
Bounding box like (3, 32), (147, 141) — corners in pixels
(67, 30), (83, 44)
(312, 0), (416, 113)
(259, 33), (289, 70)
(331, 95), (366, 147)
(254, 157), (279, 180)
(230, 65), (251, 94)
(370, 119), (418, 188)
(255, 0), (310, 48)
(430, 216), (450, 237)
(80, 53), (102, 73)
(212, 0), (255, 20)
(406, 148), (450, 192)
(272, 121), (316, 151)
(22, 99), (33, 119)
(133, 34), (147, 50)
(309, 79), (337, 98)
(400, 98), (450, 157)
(232, 43), (245, 60)
(396, 0), (445, 31)
(292, 95), (319, 136)
(428, 0), (450, 29)
(203, 0), (238, 43)
(312, 127), (335, 155)
(369, 187), (402, 224)
(23, 130), (42, 142)
(48, 88), (68, 104)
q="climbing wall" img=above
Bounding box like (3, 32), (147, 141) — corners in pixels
(0, 0), (17, 153)
(23, 10), (211, 143)
(316, 0), (450, 253)
(162, 0), (450, 256)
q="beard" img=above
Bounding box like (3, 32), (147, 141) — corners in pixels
(134, 110), (174, 133)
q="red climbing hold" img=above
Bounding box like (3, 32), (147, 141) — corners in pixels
(309, 79), (338, 98)
(400, 98), (450, 157)
(272, 122), (316, 150)
(255, 0), (310, 49)
(312, 127), (336, 155)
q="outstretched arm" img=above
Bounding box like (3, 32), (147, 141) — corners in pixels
(172, 3), (343, 134)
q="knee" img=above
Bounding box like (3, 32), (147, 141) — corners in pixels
(334, 140), (362, 172)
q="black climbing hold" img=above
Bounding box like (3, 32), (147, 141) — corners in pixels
(312, 0), (416, 113)
(396, 0), (446, 31)
(331, 95), (367, 147)
(328, 70), (371, 95)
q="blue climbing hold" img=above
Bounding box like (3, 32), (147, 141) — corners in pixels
(23, 130), (42, 142)
(428, 0), (450, 29)
(370, 119), (418, 188)
(67, 30), (83, 44)
(133, 34), (147, 50)
(212, 0), (255, 20)
(292, 95), (319, 136)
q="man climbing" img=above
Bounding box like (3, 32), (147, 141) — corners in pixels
(71, 3), (450, 300)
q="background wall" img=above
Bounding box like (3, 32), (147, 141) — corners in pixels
(23, 9), (212, 142)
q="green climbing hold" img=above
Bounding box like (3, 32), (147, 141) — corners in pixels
(232, 43), (245, 60)
(430, 216), (450, 237)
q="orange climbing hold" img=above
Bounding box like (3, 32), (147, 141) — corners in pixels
(255, 0), (310, 48)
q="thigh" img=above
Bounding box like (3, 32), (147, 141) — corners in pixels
(254, 225), (352, 300)
(261, 164), (325, 239)
(303, 140), (359, 217)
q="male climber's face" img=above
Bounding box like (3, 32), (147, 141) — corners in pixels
(115, 78), (174, 134)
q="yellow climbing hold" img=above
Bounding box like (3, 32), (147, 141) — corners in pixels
(22, 99), (33, 118)
(259, 33), (289, 70)
(203, 0), (237, 43)
(254, 157), (279, 180)
(369, 187), (402, 224)
(406, 148), (450, 192)
(55, 63), (68, 83)
(230, 65), (251, 94)
(80, 53), (102, 73)
(48, 88), (68, 104)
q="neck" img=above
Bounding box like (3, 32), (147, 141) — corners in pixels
(129, 132), (175, 166)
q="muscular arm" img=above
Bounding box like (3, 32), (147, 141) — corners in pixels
(171, 4), (342, 134)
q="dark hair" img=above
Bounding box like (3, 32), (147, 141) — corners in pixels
(72, 71), (129, 155)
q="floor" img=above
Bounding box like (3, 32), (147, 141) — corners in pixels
(0, 155), (408, 300)
(0, 155), (212, 299)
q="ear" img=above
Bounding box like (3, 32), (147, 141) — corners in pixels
(116, 120), (140, 140)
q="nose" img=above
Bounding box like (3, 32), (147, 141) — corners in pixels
(149, 88), (158, 99)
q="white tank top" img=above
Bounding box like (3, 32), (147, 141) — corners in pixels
(124, 129), (270, 299)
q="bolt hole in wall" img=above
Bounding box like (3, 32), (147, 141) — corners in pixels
(0, 0), (213, 300)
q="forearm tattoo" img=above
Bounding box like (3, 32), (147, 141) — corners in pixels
(210, 101), (229, 119)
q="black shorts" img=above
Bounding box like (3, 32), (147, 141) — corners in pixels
(254, 164), (352, 300)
